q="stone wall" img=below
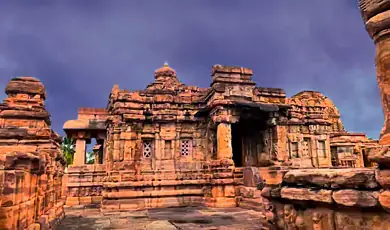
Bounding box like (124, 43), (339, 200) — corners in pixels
(0, 77), (66, 230)
(64, 164), (105, 206)
(247, 167), (390, 229)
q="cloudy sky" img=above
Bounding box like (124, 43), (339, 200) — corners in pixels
(0, 1), (382, 139)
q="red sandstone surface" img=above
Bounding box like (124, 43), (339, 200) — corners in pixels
(2, 1), (390, 229)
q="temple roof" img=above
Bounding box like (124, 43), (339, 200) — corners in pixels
(154, 62), (177, 78)
(63, 119), (106, 131)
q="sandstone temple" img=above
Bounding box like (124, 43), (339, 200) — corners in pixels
(3, 1), (390, 229)
(61, 62), (379, 209)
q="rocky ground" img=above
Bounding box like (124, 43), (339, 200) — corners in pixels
(56, 206), (267, 230)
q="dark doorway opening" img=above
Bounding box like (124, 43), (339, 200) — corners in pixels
(231, 115), (268, 167)
(362, 149), (370, 167)
(231, 123), (243, 167)
(331, 146), (338, 167)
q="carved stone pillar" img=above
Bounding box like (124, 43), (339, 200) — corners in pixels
(217, 122), (232, 160)
(73, 139), (86, 165)
(359, 1), (390, 144)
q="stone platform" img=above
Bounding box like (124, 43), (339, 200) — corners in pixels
(57, 206), (267, 230)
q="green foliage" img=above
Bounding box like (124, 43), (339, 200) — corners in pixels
(86, 151), (95, 164)
(61, 137), (75, 165)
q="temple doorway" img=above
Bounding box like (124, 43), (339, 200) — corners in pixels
(232, 123), (243, 167)
(231, 114), (268, 167)
(362, 148), (371, 167)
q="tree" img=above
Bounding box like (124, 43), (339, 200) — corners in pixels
(86, 151), (95, 164)
(61, 137), (75, 165)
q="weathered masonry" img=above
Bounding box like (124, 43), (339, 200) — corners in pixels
(63, 62), (377, 210)
(0, 77), (66, 230)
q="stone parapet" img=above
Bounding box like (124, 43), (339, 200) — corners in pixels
(260, 167), (390, 211)
(65, 164), (106, 206)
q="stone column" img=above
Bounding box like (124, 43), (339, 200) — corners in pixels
(359, 2), (390, 144)
(73, 139), (86, 165)
(216, 123), (232, 160)
(360, 1), (390, 212)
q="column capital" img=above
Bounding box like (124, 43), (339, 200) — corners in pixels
(359, 0), (390, 42)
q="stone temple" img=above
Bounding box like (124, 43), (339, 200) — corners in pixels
(4, 1), (390, 229)
(61, 62), (377, 210)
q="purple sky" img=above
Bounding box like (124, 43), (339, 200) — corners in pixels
(0, 1), (383, 139)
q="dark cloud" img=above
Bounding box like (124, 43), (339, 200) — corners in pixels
(0, 1), (382, 138)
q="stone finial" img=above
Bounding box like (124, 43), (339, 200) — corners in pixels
(154, 62), (177, 78)
(111, 84), (120, 95)
(5, 76), (46, 99)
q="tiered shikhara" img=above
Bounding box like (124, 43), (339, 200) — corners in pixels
(63, 62), (377, 209)
(0, 77), (66, 229)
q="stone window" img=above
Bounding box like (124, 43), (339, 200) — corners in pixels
(142, 140), (153, 158)
(290, 142), (299, 158)
(337, 146), (354, 157)
(180, 139), (192, 156)
(302, 138), (311, 157)
(318, 140), (326, 158)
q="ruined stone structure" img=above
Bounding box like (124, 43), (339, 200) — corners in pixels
(2, 2), (390, 229)
(62, 108), (107, 206)
(225, 2), (390, 228)
(0, 77), (66, 229)
(62, 62), (378, 213)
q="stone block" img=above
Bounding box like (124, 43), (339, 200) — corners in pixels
(1, 171), (16, 207)
(26, 223), (41, 230)
(65, 197), (80, 206)
(0, 206), (17, 230)
(91, 196), (103, 204)
(261, 186), (281, 198)
(375, 169), (390, 188)
(281, 187), (333, 204)
(259, 167), (288, 186)
(211, 186), (224, 197)
(379, 190), (390, 211)
(332, 190), (379, 207)
(243, 167), (260, 187)
(101, 199), (120, 210)
(224, 185), (235, 197)
(283, 168), (378, 189)
(79, 196), (92, 205)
